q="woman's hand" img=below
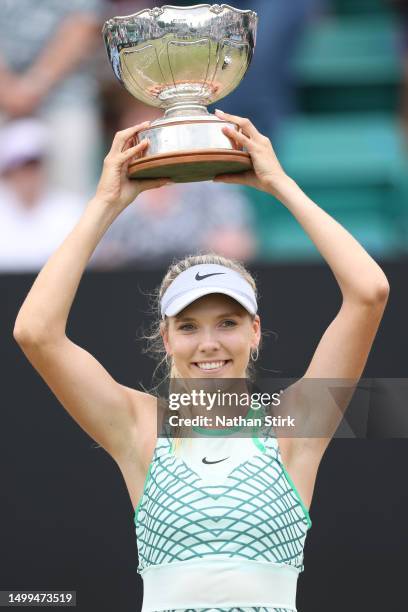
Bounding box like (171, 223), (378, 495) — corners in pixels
(95, 122), (171, 212)
(213, 109), (288, 194)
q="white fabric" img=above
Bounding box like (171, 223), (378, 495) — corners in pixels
(165, 285), (257, 319)
(0, 119), (49, 173)
(0, 183), (83, 272)
(175, 435), (264, 484)
(140, 557), (299, 611)
(161, 263), (258, 318)
(39, 104), (102, 198)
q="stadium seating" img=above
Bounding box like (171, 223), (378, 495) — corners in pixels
(253, 0), (407, 261)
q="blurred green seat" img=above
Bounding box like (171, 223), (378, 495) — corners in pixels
(331, 0), (392, 16)
(253, 208), (399, 262)
(294, 15), (402, 87)
(277, 114), (406, 187)
(249, 114), (408, 261)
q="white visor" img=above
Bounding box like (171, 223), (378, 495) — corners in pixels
(160, 264), (257, 319)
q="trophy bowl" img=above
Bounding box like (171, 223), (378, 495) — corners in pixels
(103, 4), (258, 182)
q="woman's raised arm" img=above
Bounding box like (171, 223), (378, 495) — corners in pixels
(213, 109), (390, 475)
(213, 108), (389, 377)
(13, 123), (169, 461)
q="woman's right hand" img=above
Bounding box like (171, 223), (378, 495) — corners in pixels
(94, 122), (171, 213)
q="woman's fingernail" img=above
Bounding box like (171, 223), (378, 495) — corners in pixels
(215, 109), (224, 114)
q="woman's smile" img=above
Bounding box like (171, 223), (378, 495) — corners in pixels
(192, 359), (233, 374)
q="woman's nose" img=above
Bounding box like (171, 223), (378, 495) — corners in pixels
(197, 330), (221, 352)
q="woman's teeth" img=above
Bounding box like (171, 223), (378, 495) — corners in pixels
(196, 360), (227, 370)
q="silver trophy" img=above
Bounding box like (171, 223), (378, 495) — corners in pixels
(103, 4), (258, 182)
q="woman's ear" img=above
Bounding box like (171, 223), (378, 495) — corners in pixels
(252, 314), (261, 349)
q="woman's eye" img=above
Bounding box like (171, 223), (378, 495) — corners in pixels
(221, 319), (237, 328)
(178, 323), (195, 331)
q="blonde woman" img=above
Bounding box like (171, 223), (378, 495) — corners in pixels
(14, 112), (389, 612)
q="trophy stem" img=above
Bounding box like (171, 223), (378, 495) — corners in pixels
(164, 103), (209, 119)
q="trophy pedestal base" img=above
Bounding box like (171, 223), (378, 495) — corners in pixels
(127, 149), (251, 183)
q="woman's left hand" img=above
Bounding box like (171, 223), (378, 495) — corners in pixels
(213, 109), (288, 193)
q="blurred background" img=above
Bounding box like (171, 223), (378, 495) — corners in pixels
(0, 0), (407, 270)
(2, 2), (408, 611)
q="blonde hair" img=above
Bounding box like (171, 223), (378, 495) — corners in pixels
(142, 252), (261, 449)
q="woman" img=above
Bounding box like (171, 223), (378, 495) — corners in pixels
(13, 111), (389, 612)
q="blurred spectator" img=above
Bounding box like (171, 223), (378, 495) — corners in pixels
(211, 0), (324, 140)
(0, 119), (84, 273)
(90, 180), (256, 269)
(0, 0), (104, 197)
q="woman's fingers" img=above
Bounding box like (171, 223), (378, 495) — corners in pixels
(215, 109), (260, 139)
(103, 139), (149, 168)
(222, 125), (252, 150)
(110, 121), (151, 154)
(121, 138), (150, 161)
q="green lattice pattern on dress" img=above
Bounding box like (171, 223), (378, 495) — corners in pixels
(135, 431), (309, 576)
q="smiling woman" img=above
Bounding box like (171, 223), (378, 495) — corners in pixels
(132, 253), (309, 612)
(145, 253), (261, 382)
(13, 115), (389, 612)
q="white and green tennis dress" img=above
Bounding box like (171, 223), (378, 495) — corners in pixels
(134, 408), (312, 612)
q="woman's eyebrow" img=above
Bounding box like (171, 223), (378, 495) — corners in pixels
(175, 314), (196, 321)
(217, 311), (243, 318)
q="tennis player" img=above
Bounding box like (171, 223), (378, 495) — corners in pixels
(14, 111), (389, 612)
